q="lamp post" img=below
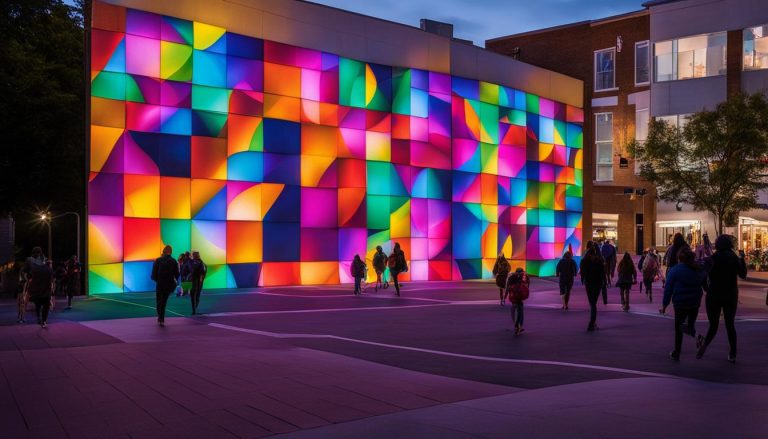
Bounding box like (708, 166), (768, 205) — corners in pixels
(40, 212), (52, 260)
(39, 211), (82, 262)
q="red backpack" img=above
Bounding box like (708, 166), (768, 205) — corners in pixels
(507, 274), (530, 302)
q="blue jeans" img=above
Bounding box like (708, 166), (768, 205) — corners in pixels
(511, 303), (524, 327)
(354, 277), (362, 294)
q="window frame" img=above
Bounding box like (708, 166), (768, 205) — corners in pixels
(743, 24), (768, 71)
(595, 112), (614, 182)
(653, 31), (727, 82)
(594, 47), (617, 92)
(635, 40), (650, 86)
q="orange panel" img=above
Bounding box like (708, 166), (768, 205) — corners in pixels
(191, 136), (227, 179)
(263, 93), (300, 122)
(91, 97), (125, 128)
(301, 124), (337, 157)
(263, 62), (301, 98)
(227, 221), (262, 263)
(480, 173), (498, 205)
(300, 262), (340, 285)
(160, 177), (191, 219)
(123, 218), (163, 261)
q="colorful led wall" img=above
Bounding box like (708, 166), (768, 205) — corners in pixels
(88, 4), (583, 293)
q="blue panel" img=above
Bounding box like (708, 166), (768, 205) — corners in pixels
(227, 152), (263, 182)
(263, 119), (300, 154)
(192, 50), (226, 87)
(226, 33), (263, 59)
(124, 261), (155, 292)
(194, 186), (227, 220)
(263, 222), (300, 261)
(229, 263), (262, 288)
(263, 153), (300, 185)
(452, 203), (481, 259)
(451, 77), (479, 100)
(158, 134), (190, 177)
(264, 185), (300, 222)
(455, 258), (482, 279)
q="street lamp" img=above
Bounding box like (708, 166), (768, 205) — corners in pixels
(38, 210), (82, 262)
(39, 212), (52, 260)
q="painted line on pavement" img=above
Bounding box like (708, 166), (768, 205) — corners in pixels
(206, 303), (451, 317)
(92, 295), (185, 317)
(208, 322), (675, 379)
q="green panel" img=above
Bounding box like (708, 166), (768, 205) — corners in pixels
(204, 264), (229, 289)
(366, 162), (391, 195)
(554, 120), (567, 145)
(192, 85), (231, 113)
(392, 68), (411, 115)
(390, 196), (409, 213)
(125, 75), (145, 102)
(339, 58), (366, 108)
(567, 123), (583, 149)
(538, 209), (555, 226)
(538, 182), (555, 209)
(367, 229), (391, 250)
(367, 195), (390, 229)
(566, 185), (582, 197)
(526, 93), (539, 114)
(526, 181), (539, 207)
(480, 143), (498, 174)
(91, 71), (127, 101)
(161, 219), (191, 255)
(527, 208), (539, 225)
(89, 263), (123, 294)
(574, 169), (583, 187)
(479, 81), (499, 104)
(479, 102), (499, 143)
(502, 108), (527, 127)
(195, 111), (228, 136)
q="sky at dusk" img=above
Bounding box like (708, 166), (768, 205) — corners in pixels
(309, 0), (646, 46)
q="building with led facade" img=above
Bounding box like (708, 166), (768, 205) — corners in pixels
(87, 0), (584, 292)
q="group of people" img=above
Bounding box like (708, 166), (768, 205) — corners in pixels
(350, 243), (408, 296)
(498, 232), (747, 362)
(151, 246), (207, 326)
(16, 247), (81, 326)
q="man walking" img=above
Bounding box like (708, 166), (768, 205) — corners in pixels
(151, 245), (179, 327)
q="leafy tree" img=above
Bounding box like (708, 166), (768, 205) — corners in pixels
(0, 0), (85, 259)
(630, 92), (768, 236)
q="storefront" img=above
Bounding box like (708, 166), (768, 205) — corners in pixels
(739, 217), (768, 252)
(592, 213), (618, 241)
(655, 220), (701, 248)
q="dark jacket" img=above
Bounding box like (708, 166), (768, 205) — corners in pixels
(351, 258), (366, 278)
(151, 254), (180, 293)
(27, 263), (53, 300)
(580, 253), (605, 287)
(185, 259), (207, 281)
(601, 244), (617, 264)
(706, 250), (747, 301)
(663, 263), (706, 308)
(389, 250), (407, 274)
(556, 258), (578, 282)
(372, 251), (387, 272)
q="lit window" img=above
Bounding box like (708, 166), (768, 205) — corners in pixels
(595, 113), (613, 181)
(635, 41), (650, 85)
(744, 25), (768, 70)
(654, 32), (726, 82)
(595, 48), (615, 91)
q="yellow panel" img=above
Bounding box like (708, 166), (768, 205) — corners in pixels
(124, 175), (160, 218)
(539, 143), (554, 162)
(300, 261), (340, 285)
(366, 131), (391, 162)
(482, 224), (498, 259)
(91, 97), (125, 128)
(574, 149), (583, 169)
(390, 200), (410, 238)
(193, 22), (225, 51)
(160, 177), (191, 219)
(91, 125), (124, 172)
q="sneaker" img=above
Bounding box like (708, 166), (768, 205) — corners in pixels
(517, 327), (525, 334)
(158, 321), (165, 327)
(669, 351), (680, 361)
(514, 325), (519, 335)
(41, 322), (47, 328)
(587, 325), (595, 332)
(728, 354), (736, 363)
(696, 343), (707, 360)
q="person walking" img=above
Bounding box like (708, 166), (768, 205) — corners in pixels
(580, 246), (606, 331)
(506, 268), (530, 334)
(351, 254), (366, 296)
(695, 233), (714, 261)
(601, 240), (617, 287)
(186, 251), (207, 315)
(492, 253), (511, 305)
(556, 251), (578, 310)
(372, 246), (388, 291)
(664, 233), (689, 276)
(26, 258), (53, 328)
(176, 252), (189, 297)
(616, 252), (637, 312)
(151, 245), (179, 327)
(642, 248), (661, 303)
(64, 255), (81, 310)
(19, 247), (46, 323)
(637, 249), (648, 295)
(696, 235), (747, 363)
(661, 248), (706, 361)
(388, 243), (407, 297)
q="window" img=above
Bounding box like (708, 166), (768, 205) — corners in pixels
(654, 32), (727, 82)
(744, 25), (768, 70)
(595, 113), (613, 181)
(657, 114), (690, 130)
(635, 41), (650, 85)
(635, 108), (649, 174)
(595, 48), (615, 91)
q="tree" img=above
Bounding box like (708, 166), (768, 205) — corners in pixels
(629, 92), (768, 236)
(0, 0), (85, 259)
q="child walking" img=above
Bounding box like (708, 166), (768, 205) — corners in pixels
(506, 268), (530, 335)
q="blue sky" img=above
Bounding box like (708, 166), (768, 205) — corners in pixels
(309, 0), (645, 46)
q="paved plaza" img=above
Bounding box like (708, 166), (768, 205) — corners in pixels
(1, 277), (767, 438)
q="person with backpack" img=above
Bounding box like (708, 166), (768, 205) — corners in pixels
(616, 252), (637, 312)
(372, 246), (388, 291)
(27, 257), (53, 328)
(696, 235), (747, 363)
(601, 240), (617, 287)
(556, 251), (578, 310)
(350, 254), (366, 296)
(506, 268), (530, 334)
(661, 247), (707, 361)
(492, 253), (511, 305)
(580, 246), (606, 331)
(388, 243), (407, 297)
(186, 251), (207, 315)
(642, 248), (661, 302)
(151, 245), (180, 327)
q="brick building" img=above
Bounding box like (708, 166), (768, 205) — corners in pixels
(487, 11), (656, 255)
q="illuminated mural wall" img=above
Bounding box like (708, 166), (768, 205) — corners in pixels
(88, 4), (584, 293)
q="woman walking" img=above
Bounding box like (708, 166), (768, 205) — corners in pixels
(556, 251), (578, 310)
(661, 248), (706, 361)
(664, 233), (689, 276)
(616, 252), (637, 312)
(186, 251), (207, 315)
(697, 235), (747, 363)
(27, 259), (54, 328)
(580, 246), (606, 331)
(642, 248), (661, 302)
(351, 254), (366, 296)
(388, 243), (407, 297)
(492, 253), (511, 305)
(372, 246), (388, 291)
